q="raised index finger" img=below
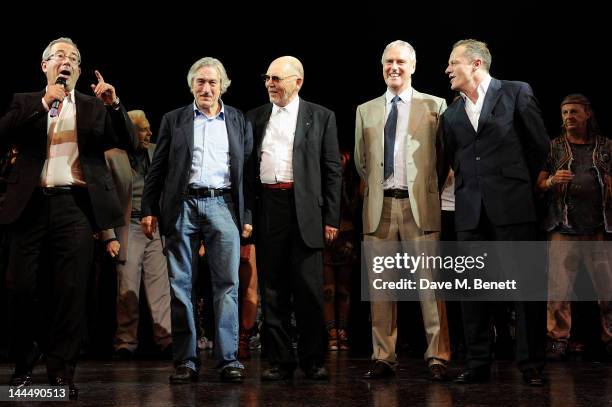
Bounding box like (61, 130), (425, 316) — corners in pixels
(94, 70), (105, 84)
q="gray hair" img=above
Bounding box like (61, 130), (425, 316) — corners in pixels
(452, 39), (492, 72)
(381, 40), (416, 64)
(42, 37), (81, 64)
(187, 57), (231, 94)
(127, 110), (148, 124)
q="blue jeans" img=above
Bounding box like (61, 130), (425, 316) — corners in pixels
(165, 195), (243, 371)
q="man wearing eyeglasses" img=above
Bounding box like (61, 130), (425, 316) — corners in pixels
(246, 56), (342, 381)
(141, 57), (252, 384)
(355, 40), (451, 381)
(0, 37), (136, 399)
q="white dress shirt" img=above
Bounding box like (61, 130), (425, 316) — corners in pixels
(260, 96), (300, 184)
(40, 88), (86, 187)
(461, 73), (492, 132)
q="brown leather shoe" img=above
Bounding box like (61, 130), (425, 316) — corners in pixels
(328, 328), (338, 351)
(337, 329), (350, 351)
(169, 366), (199, 384)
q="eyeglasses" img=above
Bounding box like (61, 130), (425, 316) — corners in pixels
(261, 74), (298, 83)
(46, 51), (80, 65)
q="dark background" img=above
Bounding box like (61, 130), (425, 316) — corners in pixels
(0, 5), (608, 149)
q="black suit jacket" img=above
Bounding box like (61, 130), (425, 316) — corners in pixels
(0, 90), (137, 230)
(440, 78), (549, 232)
(141, 103), (253, 236)
(247, 99), (342, 249)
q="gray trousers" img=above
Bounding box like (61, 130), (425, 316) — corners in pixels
(115, 220), (172, 351)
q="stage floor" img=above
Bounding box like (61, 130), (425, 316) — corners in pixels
(0, 352), (610, 406)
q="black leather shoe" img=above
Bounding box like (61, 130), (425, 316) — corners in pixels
(261, 366), (294, 381)
(169, 366), (199, 384)
(220, 366), (245, 383)
(304, 365), (329, 380)
(522, 368), (545, 387)
(454, 368), (490, 384)
(9, 372), (32, 387)
(428, 364), (449, 382)
(49, 376), (78, 400)
(363, 361), (395, 379)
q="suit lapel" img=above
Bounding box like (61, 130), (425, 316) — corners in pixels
(477, 77), (502, 134)
(33, 91), (48, 134)
(74, 91), (91, 139)
(177, 105), (195, 156)
(367, 96), (386, 157)
(255, 104), (273, 158)
(224, 107), (240, 175)
(293, 99), (312, 153)
(451, 96), (476, 137)
(408, 91), (426, 137)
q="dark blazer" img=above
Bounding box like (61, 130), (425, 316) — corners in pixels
(0, 90), (137, 230)
(141, 103), (253, 236)
(247, 99), (342, 249)
(440, 78), (549, 232)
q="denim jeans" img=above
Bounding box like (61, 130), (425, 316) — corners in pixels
(165, 195), (243, 371)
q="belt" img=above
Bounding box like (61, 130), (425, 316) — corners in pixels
(38, 186), (82, 196)
(384, 189), (409, 198)
(187, 187), (230, 198)
(262, 182), (294, 190)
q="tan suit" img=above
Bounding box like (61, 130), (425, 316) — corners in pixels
(355, 90), (450, 367)
(102, 146), (171, 352)
(101, 148), (132, 261)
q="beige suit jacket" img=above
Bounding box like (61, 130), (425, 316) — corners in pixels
(355, 89), (447, 234)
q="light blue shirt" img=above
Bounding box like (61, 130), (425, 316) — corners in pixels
(189, 101), (231, 188)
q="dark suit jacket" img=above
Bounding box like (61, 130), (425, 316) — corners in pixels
(0, 90), (137, 230)
(141, 103), (253, 236)
(247, 99), (342, 249)
(440, 78), (549, 232)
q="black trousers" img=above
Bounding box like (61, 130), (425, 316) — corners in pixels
(9, 188), (94, 380)
(457, 206), (546, 372)
(256, 188), (326, 369)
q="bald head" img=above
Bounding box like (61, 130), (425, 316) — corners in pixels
(265, 56), (304, 107)
(270, 56), (304, 78)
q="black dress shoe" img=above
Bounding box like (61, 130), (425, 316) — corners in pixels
(363, 361), (395, 379)
(112, 348), (134, 361)
(169, 366), (199, 384)
(304, 365), (329, 380)
(522, 368), (545, 387)
(49, 376), (78, 400)
(9, 372), (32, 387)
(261, 366), (294, 381)
(220, 366), (245, 383)
(428, 364), (449, 382)
(454, 368), (490, 384)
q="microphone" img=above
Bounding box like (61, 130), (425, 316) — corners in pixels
(49, 77), (67, 118)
